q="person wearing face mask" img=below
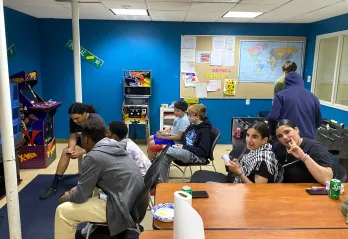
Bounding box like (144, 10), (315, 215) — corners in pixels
(226, 121), (280, 184)
(273, 119), (333, 185)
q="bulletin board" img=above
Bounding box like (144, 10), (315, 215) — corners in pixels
(180, 35), (306, 99)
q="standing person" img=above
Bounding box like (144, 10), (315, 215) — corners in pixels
(54, 119), (143, 239)
(273, 61), (298, 96)
(39, 103), (105, 200)
(268, 71), (322, 139)
(147, 99), (190, 160)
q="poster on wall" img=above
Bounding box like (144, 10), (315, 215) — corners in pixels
(224, 79), (237, 96)
(196, 51), (211, 63)
(183, 72), (198, 88)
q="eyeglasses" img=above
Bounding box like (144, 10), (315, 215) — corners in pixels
(188, 114), (196, 117)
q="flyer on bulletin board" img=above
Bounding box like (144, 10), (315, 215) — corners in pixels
(224, 79), (237, 96)
(183, 72), (199, 88)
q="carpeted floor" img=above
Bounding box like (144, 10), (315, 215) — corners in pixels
(0, 174), (80, 239)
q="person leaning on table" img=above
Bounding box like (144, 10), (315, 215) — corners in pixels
(273, 119), (333, 185)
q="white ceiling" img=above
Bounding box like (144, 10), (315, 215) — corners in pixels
(3, 0), (348, 23)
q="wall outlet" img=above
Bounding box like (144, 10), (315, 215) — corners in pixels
(246, 99), (250, 105)
(307, 76), (311, 83)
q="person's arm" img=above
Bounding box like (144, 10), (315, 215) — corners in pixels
(234, 161), (270, 184)
(314, 97), (322, 129)
(68, 133), (77, 151)
(158, 131), (184, 141)
(183, 129), (212, 157)
(65, 155), (100, 203)
(302, 156), (333, 185)
(268, 95), (282, 136)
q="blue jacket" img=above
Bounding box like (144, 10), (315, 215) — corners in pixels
(268, 72), (322, 139)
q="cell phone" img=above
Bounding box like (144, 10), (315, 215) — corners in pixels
(192, 191), (209, 198)
(306, 188), (328, 195)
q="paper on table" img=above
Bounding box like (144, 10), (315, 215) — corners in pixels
(181, 36), (196, 49)
(196, 51), (210, 63)
(222, 50), (234, 66)
(195, 83), (207, 98)
(181, 49), (195, 62)
(173, 191), (205, 239)
(212, 36), (225, 51)
(224, 36), (235, 51)
(207, 80), (221, 92)
(210, 50), (222, 66)
(181, 61), (195, 73)
(183, 72), (198, 88)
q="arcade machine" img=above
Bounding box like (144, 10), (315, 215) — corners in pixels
(10, 70), (61, 169)
(122, 70), (151, 140)
(0, 82), (22, 198)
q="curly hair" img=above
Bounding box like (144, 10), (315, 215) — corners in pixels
(80, 119), (106, 143)
(68, 102), (97, 114)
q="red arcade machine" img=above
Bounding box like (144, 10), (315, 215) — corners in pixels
(10, 70), (61, 169)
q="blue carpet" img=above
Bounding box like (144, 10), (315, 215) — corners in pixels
(0, 174), (81, 239)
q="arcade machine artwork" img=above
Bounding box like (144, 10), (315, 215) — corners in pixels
(10, 70), (61, 169)
(122, 70), (151, 137)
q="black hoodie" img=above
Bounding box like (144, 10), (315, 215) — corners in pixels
(180, 117), (212, 158)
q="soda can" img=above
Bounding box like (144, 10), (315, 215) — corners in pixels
(329, 179), (341, 200)
(182, 186), (192, 195)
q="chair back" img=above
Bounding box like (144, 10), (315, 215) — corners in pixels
(332, 161), (347, 182)
(130, 186), (150, 225)
(209, 127), (221, 162)
(143, 144), (170, 189)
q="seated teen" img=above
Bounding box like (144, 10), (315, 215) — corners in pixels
(40, 102), (105, 200)
(147, 99), (190, 160)
(106, 120), (152, 176)
(159, 104), (212, 182)
(273, 119), (333, 185)
(226, 121), (279, 184)
(55, 119), (144, 239)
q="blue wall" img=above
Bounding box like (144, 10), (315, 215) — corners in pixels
(305, 13), (348, 125)
(38, 19), (310, 143)
(4, 8), (42, 95)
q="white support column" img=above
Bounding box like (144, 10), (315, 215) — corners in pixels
(0, 0), (22, 238)
(72, 0), (82, 102)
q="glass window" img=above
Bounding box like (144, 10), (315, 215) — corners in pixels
(336, 35), (348, 106)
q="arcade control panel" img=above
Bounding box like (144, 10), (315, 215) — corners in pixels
(30, 100), (61, 110)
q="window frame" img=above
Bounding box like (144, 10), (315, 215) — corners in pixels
(312, 30), (348, 112)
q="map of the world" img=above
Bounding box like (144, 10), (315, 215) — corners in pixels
(239, 40), (304, 83)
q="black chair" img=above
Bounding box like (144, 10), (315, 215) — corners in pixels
(332, 161), (347, 182)
(171, 126), (221, 180)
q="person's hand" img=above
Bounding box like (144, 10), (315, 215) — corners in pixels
(287, 138), (306, 159)
(174, 144), (183, 149)
(69, 186), (77, 193)
(59, 191), (70, 204)
(225, 158), (242, 175)
(156, 131), (163, 139)
(70, 151), (78, 159)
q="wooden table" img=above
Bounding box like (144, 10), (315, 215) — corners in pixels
(141, 229), (348, 239)
(153, 183), (348, 230)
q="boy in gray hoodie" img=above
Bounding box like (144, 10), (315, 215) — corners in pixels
(55, 119), (144, 239)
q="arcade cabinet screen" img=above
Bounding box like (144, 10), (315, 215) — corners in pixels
(124, 71), (151, 87)
(21, 86), (39, 103)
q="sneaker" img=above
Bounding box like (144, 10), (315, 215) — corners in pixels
(39, 187), (57, 200)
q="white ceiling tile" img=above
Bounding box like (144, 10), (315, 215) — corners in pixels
(187, 10), (227, 18)
(151, 16), (185, 21)
(191, 0), (240, 2)
(79, 8), (114, 18)
(4, 0), (62, 7)
(295, 1), (348, 21)
(60, 2), (107, 10)
(149, 10), (187, 17)
(189, 3), (237, 11)
(185, 17), (220, 22)
(230, 3), (279, 12)
(147, 2), (190, 11)
(116, 15), (151, 21)
(147, 0), (191, 2)
(11, 5), (71, 19)
(238, 0), (289, 4)
(102, 0), (147, 9)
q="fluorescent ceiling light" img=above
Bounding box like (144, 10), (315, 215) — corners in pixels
(111, 9), (148, 16)
(224, 11), (263, 18)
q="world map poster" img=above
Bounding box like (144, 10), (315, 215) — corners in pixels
(238, 40), (304, 83)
